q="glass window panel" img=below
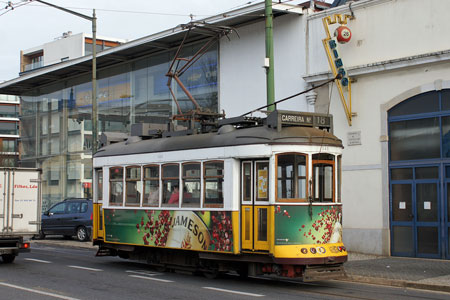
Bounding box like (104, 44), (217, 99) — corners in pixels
(110, 182), (123, 205)
(110, 167), (123, 179)
(126, 181), (140, 206)
(441, 116), (450, 158)
(416, 183), (438, 222)
(243, 162), (251, 201)
(417, 227), (439, 254)
(144, 165), (159, 178)
(204, 162), (223, 176)
(391, 168), (413, 180)
(144, 180), (159, 206)
(389, 118), (440, 161)
(258, 208), (267, 241)
(389, 91), (439, 117)
(415, 167), (438, 179)
(392, 184), (413, 222)
(440, 89), (450, 111)
(49, 203), (66, 214)
(313, 163), (334, 202)
(277, 154), (306, 200)
(96, 169), (103, 201)
(182, 163), (200, 207)
(163, 164), (179, 178)
(126, 167), (141, 179)
(204, 161), (224, 207)
(392, 226), (413, 254)
(144, 165), (159, 207)
(162, 179), (179, 206)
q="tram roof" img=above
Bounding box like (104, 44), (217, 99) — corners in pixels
(94, 124), (343, 158)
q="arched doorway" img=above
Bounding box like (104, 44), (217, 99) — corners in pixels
(388, 89), (450, 259)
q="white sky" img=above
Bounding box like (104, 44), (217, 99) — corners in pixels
(0, 0), (333, 82)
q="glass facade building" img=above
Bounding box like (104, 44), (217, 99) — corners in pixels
(20, 43), (218, 211)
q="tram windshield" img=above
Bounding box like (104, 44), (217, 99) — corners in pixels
(276, 153), (337, 203)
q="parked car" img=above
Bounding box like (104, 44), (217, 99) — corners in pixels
(40, 198), (92, 242)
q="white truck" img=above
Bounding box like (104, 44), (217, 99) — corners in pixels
(0, 168), (41, 263)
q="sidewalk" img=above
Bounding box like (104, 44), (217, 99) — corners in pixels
(30, 239), (450, 293)
(343, 252), (450, 293)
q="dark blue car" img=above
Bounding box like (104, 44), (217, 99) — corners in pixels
(40, 198), (92, 242)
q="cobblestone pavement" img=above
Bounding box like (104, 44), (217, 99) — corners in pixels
(344, 252), (450, 292)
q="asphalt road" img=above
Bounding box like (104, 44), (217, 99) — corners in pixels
(1, 244), (449, 300)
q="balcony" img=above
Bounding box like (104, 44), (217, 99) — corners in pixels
(24, 60), (44, 72)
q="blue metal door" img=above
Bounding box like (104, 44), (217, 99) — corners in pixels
(390, 165), (441, 258)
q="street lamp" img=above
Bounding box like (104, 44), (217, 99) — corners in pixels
(33, 0), (98, 155)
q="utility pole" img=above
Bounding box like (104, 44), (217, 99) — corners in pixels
(33, 0), (98, 155)
(265, 0), (275, 111)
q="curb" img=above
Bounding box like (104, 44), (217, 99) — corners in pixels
(30, 239), (97, 251)
(339, 275), (450, 293)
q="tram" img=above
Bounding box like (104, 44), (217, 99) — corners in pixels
(92, 110), (347, 281)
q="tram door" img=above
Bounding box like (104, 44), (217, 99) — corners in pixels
(93, 169), (104, 239)
(241, 161), (270, 251)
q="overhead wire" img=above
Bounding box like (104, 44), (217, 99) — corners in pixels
(241, 74), (340, 117)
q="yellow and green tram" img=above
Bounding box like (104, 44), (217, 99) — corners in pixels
(92, 110), (347, 280)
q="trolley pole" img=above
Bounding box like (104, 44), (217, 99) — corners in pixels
(265, 0), (275, 111)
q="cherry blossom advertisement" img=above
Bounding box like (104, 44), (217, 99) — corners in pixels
(274, 205), (342, 245)
(104, 209), (233, 252)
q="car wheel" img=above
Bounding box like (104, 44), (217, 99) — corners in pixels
(2, 254), (16, 263)
(76, 226), (89, 242)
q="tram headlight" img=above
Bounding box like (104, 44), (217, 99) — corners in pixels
(310, 247), (317, 254)
(301, 248), (308, 254)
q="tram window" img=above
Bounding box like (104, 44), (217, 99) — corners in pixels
(312, 154), (334, 202)
(276, 154), (307, 201)
(242, 162), (252, 202)
(143, 165), (159, 207)
(162, 164), (180, 207)
(109, 167), (123, 206)
(182, 163), (201, 207)
(256, 162), (269, 201)
(95, 169), (103, 202)
(125, 166), (141, 206)
(204, 161), (224, 207)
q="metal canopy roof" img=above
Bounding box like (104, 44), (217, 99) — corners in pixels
(0, 2), (303, 96)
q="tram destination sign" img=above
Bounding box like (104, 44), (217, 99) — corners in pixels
(267, 110), (333, 132)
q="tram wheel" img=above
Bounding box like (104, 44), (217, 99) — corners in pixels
(203, 270), (219, 279)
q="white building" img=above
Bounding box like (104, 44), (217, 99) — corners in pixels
(20, 32), (126, 73)
(305, 0), (450, 258)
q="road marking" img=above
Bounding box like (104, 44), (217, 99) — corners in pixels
(126, 270), (162, 276)
(24, 258), (52, 264)
(203, 287), (264, 297)
(67, 265), (102, 272)
(129, 274), (173, 283)
(0, 282), (80, 300)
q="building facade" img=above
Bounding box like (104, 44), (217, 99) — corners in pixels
(305, 0), (450, 258)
